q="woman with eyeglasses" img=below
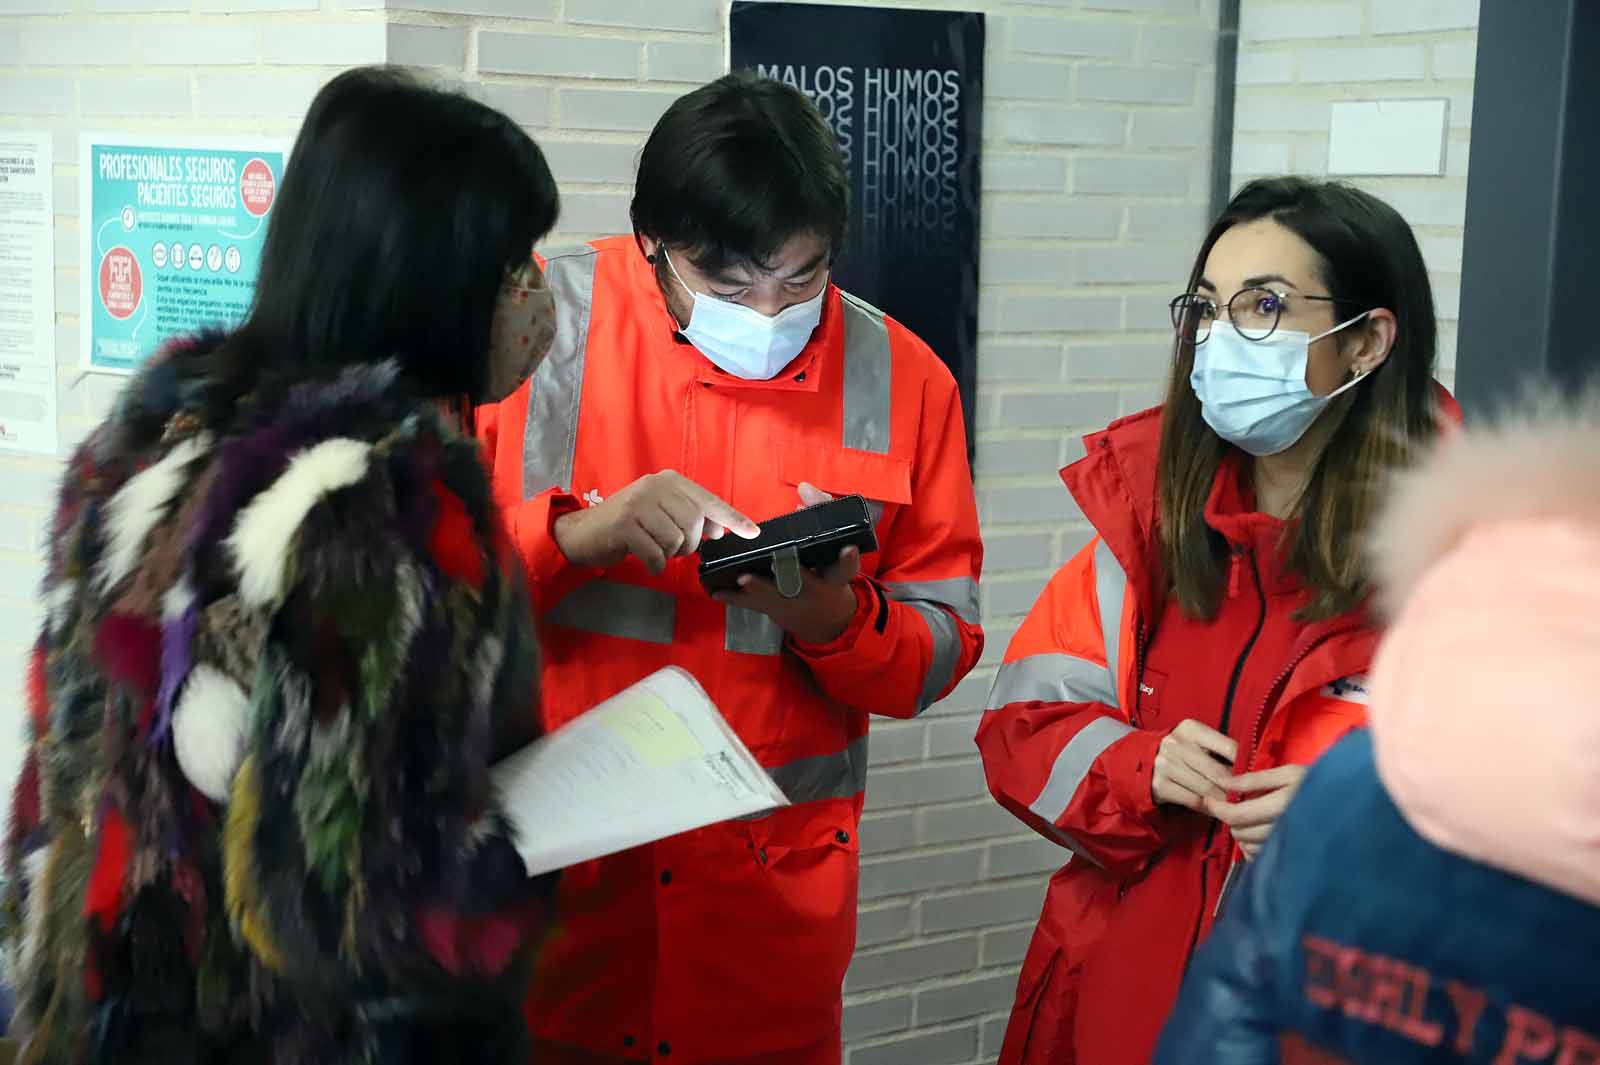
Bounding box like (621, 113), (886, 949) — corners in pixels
(976, 176), (1460, 1065)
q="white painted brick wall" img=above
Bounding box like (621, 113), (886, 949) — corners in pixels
(1005, 105), (1128, 147)
(479, 32), (640, 80)
(645, 40), (722, 85)
(1232, 0), (1478, 389)
(0, 1), (1226, 1061)
(1371, 0), (1478, 35)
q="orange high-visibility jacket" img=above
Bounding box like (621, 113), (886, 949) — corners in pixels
(475, 237), (985, 1064)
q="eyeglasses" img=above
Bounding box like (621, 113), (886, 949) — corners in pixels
(1169, 287), (1344, 344)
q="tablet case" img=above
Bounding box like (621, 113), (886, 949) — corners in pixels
(698, 495), (879, 597)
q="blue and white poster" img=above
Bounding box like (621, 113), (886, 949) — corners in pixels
(78, 134), (288, 374)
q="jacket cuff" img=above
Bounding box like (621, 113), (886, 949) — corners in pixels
(786, 576), (876, 660)
(1099, 726), (1167, 826)
(508, 491), (600, 612)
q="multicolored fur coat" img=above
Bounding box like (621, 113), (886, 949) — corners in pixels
(2, 332), (549, 1064)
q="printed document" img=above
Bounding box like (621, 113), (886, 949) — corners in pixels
(493, 667), (789, 877)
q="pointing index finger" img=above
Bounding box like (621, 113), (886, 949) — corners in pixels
(685, 483), (760, 539)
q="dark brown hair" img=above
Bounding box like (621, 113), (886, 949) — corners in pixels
(1157, 177), (1440, 621)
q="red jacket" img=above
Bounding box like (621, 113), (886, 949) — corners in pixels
(476, 238), (984, 1064)
(975, 402), (1453, 1065)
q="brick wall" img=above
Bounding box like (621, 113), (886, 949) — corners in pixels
(3, 2), (1220, 1062)
(1231, 0), (1478, 390)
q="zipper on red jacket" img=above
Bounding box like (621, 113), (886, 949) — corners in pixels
(1241, 622), (1363, 773)
(1183, 547), (1266, 973)
(1130, 624), (1148, 726)
(1215, 549), (1265, 745)
(1206, 622), (1367, 925)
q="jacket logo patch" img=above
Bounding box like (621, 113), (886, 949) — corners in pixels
(1321, 674), (1370, 705)
(581, 488), (604, 507)
(1136, 667), (1167, 723)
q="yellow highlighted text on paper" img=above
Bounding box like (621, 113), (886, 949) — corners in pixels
(597, 689), (704, 768)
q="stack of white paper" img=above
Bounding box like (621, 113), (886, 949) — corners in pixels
(492, 667), (789, 877)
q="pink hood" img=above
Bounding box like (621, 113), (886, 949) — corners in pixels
(1368, 390), (1600, 908)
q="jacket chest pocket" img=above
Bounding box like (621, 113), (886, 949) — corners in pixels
(1135, 666), (1169, 726)
(777, 441), (912, 573)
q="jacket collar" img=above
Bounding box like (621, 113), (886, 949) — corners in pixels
(1061, 406), (1166, 621)
(1061, 384), (1462, 624)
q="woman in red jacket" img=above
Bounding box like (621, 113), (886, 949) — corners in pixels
(975, 176), (1458, 1065)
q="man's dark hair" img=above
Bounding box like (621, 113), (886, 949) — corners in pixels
(233, 66), (559, 399)
(631, 70), (848, 273)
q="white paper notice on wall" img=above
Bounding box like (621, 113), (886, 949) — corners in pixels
(1328, 99), (1450, 177)
(0, 131), (58, 458)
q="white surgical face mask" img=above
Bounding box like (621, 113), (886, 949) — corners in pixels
(664, 251), (826, 380)
(1190, 314), (1371, 456)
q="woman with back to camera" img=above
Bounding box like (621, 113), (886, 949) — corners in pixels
(3, 67), (560, 1063)
(975, 176), (1460, 1065)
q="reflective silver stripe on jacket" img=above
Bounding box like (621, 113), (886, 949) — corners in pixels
(545, 580), (674, 644)
(523, 246), (599, 498)
(765, 735), (868, 805)
(884, 579), (975, 715)
(1094, 538), (1128, 699)
(725, 604), (784, 656)
(839, 292), (892, 454)
(985, 652), (1119, 713)
(1028, 715), (1135, 828)
(883, 577), (979, 626)
(986, 540), (1136, 864)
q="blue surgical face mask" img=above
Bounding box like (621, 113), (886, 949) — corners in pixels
(664, 251), (827, 381)
(1190, 314), (1372, 456)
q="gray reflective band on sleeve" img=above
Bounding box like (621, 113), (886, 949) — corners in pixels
(839, 291), (892, 454)
(725, 604), (784, 656)
(544, 580), (675, 645)
(523, 247), (599, 499)
(908, 600), (962, 715)
(1093, 538), (1127, 701)
(1043, 825), (1096, 867)
(985, 652), (1119, 712)
(1027, 715), (1136, 826)
(765, 734), (869, 805)
(884, 577), (980, 626)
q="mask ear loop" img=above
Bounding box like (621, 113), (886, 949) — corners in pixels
(660, 248), (692, 293)
(1311, 309), (1377, 400)
(1326, 366), (1369, 398)
(1308, 308), (1373, 344)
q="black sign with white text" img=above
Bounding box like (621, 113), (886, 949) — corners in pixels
(731, 2), (985, 460)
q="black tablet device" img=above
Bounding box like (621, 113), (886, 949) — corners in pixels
(698, 495), (879, 597)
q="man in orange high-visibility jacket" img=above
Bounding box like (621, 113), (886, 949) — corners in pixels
(475, 72), (985, 1065)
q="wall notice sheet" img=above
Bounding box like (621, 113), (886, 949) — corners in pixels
(0, 131), (57, 457)
(79, 134), (287, 375)
(493, 667), (789, 877)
